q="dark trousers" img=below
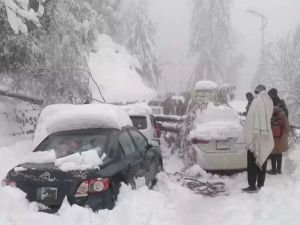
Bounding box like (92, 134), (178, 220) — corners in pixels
(247, 150), (267, 188)
(270, 154), (282, 172)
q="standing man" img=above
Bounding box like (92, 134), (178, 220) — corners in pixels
(243, 92), (254, 116)
(242, 85), (274, 193)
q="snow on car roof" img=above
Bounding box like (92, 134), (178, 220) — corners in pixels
(33, 103), (132, 148)
(121, 102), (153, 116)
(195, 80), (218, 90)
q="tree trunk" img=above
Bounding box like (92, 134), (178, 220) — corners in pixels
(0, 89), (44, 105)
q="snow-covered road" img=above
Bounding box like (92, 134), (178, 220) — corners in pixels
(0, 139), (300, 225)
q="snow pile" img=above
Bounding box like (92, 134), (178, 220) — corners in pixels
(24, 150), (56, 164)
(229, 100), (247, 114)
(88, 34), (156, 103)
(189, 103), (243, 140)
(55, 150), (104, 172)
(121, 102), (152, 116)
(33, 103), (132, 148)
(185, 165), (208, 178)
(194, 80), (218, 90)
(22, 149), (104, 171)
(0, 139), (32, 178)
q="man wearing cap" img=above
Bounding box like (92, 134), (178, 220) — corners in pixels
(242, 84), (274, 193)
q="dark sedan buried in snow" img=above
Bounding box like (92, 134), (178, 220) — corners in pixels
(2, 104), (163, 213)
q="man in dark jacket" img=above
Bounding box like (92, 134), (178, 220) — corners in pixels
(268, 88), (288, 117)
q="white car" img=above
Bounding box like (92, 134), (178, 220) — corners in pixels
(187, 81), (247, 171)
(121, 103), (161, 141)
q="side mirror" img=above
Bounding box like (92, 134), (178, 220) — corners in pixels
(148, 138), (160, 147)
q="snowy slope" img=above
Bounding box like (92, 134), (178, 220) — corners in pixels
(88, 35), (156, 103)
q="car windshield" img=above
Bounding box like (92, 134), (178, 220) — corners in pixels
(130, 116), (147, 130)
(34, 129), (110, 159)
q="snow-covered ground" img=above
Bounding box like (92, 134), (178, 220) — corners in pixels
(0, 137), (300, 225)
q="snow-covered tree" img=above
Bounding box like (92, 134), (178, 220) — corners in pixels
(118, 0), (160, 89)
(255, 25), (300, 125)
(0, 0), (100, 104)
(255, 25), (300, 98)
(88, 0), (121, 36)
(1, 0), (44, 34)
(189, 0), (241, 87)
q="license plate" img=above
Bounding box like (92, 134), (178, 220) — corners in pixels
(216, 140), (231, 150)
(37, 187), (58, 201)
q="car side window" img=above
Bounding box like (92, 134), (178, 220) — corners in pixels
(119, 131), (137, 155)
(129, 129), (148, 152)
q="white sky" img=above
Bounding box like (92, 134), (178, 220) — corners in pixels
(149, 0), (300, 98)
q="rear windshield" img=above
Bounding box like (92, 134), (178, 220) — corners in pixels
(130, 116), (147, 130)
(34, 129), (110, 159)
(152, 108), (162, 114)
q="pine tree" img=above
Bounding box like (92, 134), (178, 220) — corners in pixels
(118, 0), (160, 89)
(189, 0), (240, 87)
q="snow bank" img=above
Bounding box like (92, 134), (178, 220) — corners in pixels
(33, 103), (132, 149)
(121, 102), (153, 116)
(190, 103), (243, 140)
(88, 34), (156, 103)
(194, 80), (218, 90)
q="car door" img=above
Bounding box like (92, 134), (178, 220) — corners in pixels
(127, 129), (158, 184)
(118, 130), (144, 184)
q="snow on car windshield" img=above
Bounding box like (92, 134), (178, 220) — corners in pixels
(34, 130), (109, 159)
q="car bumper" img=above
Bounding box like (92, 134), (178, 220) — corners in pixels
(36, 190), (114, 213)
(193, 145), (247, 170)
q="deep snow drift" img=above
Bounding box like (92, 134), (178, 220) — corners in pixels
(0, 136), (300, 225)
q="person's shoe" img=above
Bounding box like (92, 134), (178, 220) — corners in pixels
(267, 170), (277, 175)
(277, 171), (282, 174)
(242, 186), (257, 193)
(257, 185), (263, 190)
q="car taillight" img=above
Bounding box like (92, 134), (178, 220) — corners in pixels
(191, 138), (210, 144)
(1, 179), (16, 187)
(75, 178), (110, 198)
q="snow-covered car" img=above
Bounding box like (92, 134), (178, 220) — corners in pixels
(188, 81), (247, 171)
(148, 99), (164, 115)
(122, 103), (161, 141)
(2, 104), (163, 212)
